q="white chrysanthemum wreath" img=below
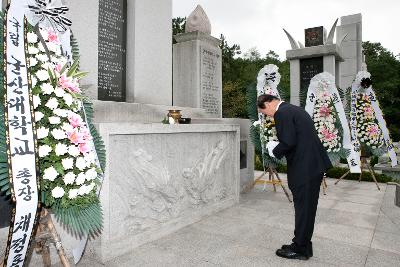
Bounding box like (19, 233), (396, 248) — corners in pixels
(27, 28), (100, 208)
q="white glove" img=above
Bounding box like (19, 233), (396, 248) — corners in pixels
(266, 141), (279, 158)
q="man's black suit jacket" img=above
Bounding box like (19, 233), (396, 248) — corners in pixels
(272, 102), (332, 189)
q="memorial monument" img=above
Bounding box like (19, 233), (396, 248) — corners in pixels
(284, 14), (364, 106)
(173, 5), (222, 118)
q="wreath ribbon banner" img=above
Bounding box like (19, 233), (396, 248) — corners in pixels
(255, 65), (281, 167)
(351, 84), (397, 167)
(306, 73), (361, 173)
(3, 1), (40, 266)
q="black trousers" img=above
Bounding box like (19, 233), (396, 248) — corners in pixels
(290, 176), (322, 253)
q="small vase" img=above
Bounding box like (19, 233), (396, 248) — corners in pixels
(167, 109), (182, 124)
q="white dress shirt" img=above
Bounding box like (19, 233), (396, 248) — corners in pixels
(276, 101), (284, 111)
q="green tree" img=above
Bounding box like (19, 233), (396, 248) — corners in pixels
(172, 17), (186, 43)
(220, 34), (241, 83)
(243, 47), (261, 61)
(363, 41), (400, 141)
(222, 81), (247, 118)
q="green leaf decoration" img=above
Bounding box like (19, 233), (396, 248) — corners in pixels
(83, 100), (106, 171)
(340, 87), (351, 118)
(328, 148), (350, 166)
(0, 11), (10, 198)
(72, 71), (89, 79)
(67, 59), (80, 77)
(53, 199), (103, 237)
(299, 87), (308, 108)
(70, 33), (80, 64)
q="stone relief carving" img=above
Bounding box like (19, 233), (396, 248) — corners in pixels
(113, 149), (185, 234)
(183, 141), (228, 205)
(113, 140), (231, 235)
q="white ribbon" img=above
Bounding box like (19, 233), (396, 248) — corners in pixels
(256, 65), (281, 166)
(4, 1), (40, 266)
(24, 0), (73, 62)
(256, 64), (281, 97)
(350, 83), (361, 160)
(351, 78), (398, 167)
(305, 72), (361, 173)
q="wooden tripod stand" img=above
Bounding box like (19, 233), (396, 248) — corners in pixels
(33, 209), (71, 267)
(334, 156), (381, 190)
(0, 209), (70, 267)
(321, 175), (328, 195)
(252, 167), (292, 202)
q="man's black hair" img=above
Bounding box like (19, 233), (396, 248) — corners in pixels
(257, 94), (280, 109)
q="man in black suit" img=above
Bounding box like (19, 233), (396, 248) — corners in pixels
(257, 94), (332, 260)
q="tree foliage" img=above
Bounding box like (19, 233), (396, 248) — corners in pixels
(172, 17), (186, 43)
(219, 40), (290, 118)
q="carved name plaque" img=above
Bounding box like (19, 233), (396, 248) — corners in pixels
(200, 47), (222, 117)
(300, 57), (323, 106)
(98, 0), (127, 101)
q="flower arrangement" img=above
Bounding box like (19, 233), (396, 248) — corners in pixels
(305, 72), (356, 167)
(0, 3), (106, 265)
(350, 71), (389, 157)
(312, 91), (341, 152)
(249, 64), (286, 168)
(253, 118), (279, 145)
(354, 93), (384, 149)
(27, 27), (100, 209)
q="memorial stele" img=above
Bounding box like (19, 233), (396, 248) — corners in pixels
(173, 5), (223, 118)
(284, 14), (364, 106)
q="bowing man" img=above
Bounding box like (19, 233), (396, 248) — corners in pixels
(257, 94), (332, 260)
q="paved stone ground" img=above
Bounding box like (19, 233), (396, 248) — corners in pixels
(68, 172), (400, 267)
(3, 172), (399, 266)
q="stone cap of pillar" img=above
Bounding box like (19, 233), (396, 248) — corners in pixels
(174, 31), (220, 47)
(286, 44), (344, 61)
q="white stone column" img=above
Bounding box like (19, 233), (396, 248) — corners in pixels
(290, 59), (300, 105)
(337, 13), (362, 89)
(66, 0), (99, 100)
(126, 0), (172, 105)
(323, 55), (336, 77)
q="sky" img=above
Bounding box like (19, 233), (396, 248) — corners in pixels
(172, 0), (400, 60)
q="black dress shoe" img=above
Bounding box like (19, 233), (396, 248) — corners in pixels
(281, 243), (313, 257)
(276, 248), (309, 260)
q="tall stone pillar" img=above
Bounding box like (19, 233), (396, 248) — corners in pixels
(337, 14), (363, 89)
(173, 5), (222, 118)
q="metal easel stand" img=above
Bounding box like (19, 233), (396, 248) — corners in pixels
(252, 166), (292, 202)
(334, 156), (381, 190)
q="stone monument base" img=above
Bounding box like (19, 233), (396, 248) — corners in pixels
(0, 122), (240, 265)
(93, 123), (240, 262)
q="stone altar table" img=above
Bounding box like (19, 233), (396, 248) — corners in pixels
(92, 123), (240, 261)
